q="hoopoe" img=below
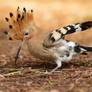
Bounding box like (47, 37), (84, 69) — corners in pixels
(4, 7), (92, 73)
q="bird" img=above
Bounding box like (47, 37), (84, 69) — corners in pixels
(4, 7), (92, 73)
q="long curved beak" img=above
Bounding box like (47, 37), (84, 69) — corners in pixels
(15, 39), (25, 66)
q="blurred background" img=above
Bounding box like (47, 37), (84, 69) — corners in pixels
(0, 0), (92, 44)
(0, 1), (92, 92)
(0, 0), (92, 64)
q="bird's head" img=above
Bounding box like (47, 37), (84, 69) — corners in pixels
(4, 7), (37, 65)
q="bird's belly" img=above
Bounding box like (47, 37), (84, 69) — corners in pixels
(54, 51), (74, 62)
(26, 41), (55, 62)
(52, 45), (77, 62)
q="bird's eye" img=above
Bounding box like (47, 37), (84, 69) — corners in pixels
(25, 32), (29, 35)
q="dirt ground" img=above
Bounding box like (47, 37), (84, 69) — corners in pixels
(0, 0), (92, 92)
(0, 38), (92, 92)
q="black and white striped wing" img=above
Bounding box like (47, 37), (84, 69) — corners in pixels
(50, 21), (92, 42)
(43, 21), (92, 48)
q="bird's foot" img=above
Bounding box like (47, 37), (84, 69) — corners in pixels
(44, 69), (62, 75)
(49, 70), (62, 74)
(44, 70), (50, 74)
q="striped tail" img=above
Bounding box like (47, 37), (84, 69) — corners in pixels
(80, 45), (92, 52)
(74, 45), (92, 55)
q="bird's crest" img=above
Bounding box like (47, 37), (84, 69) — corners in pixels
(5, 7), (34, 40)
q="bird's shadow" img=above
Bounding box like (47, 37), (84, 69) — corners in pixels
(12, 59), (86, 70)
(0, 58), (86, 71)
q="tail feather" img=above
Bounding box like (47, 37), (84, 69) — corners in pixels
(16, 7), (22, 25)
(74, 45), (92, 55)
(4, 7), (34, 40)
(80, 45), (92, 52)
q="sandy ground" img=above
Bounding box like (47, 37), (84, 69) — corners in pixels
(0, 0), (92, 92)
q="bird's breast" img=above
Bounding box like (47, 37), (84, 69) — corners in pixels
(26, 39), (55, 62)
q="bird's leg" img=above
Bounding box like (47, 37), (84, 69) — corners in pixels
(50, 60), (62, 73)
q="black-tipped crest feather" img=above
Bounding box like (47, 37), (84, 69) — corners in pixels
(10, 12), (13, 17)
(31, 9), (33, 12)
(23, 7), (26, 12)
(5, 17), (9, 22)
(18, 14), (21, 18)
(9, 25), (13, 29)
(9, 37), (12, 40)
